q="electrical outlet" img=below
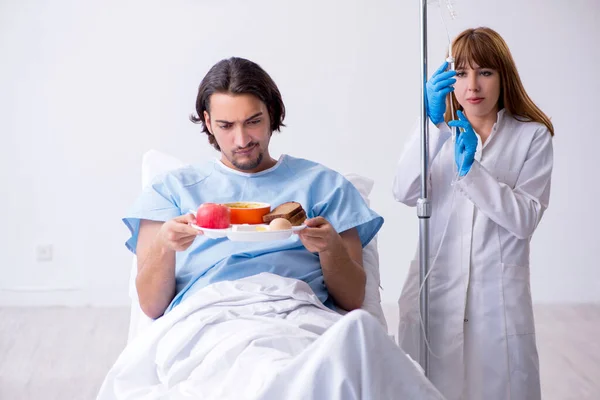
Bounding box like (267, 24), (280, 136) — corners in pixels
(36, 244), (53, 262)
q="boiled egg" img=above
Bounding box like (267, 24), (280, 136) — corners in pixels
(269, 218), (292, 231)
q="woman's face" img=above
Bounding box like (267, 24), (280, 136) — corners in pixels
(453, 63), (501, 120)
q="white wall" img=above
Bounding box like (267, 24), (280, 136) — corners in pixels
(1, 0), (598, 307)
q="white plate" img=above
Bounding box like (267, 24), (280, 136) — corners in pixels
(190, 224), (230, 239)
(190, 223), (306, 242)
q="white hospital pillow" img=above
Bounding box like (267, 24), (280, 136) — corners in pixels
(141, 149), (184, 188)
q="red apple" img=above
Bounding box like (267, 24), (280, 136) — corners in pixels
(196, 203), (231, 229)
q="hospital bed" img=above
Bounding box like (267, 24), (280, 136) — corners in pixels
(97, 150), (444, 400)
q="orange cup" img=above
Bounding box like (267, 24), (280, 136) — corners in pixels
(222, 202), (271, 225)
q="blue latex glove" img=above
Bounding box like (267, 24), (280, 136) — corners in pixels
(426, 61), (456, 125)
(448, 110), (478, 177)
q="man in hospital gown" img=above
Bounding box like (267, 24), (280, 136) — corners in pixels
(97, 57), (445, 399)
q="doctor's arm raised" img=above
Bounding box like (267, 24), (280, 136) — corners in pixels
(455, 126), (553, 240)
(393, 62), (456, 205)
(392, 123), (452, 206)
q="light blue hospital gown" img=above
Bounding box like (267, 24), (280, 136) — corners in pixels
(123, 154), (383, 313)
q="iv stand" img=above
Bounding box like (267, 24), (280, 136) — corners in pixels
(417, 0), (431, 377)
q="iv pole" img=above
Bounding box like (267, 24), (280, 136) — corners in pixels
(418, 0), (431, 377)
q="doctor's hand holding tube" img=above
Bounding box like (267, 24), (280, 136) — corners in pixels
(426, 61), (456, 126)
(449, 110), (477, 176)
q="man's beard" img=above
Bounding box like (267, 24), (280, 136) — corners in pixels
(231, 149), (263, 171)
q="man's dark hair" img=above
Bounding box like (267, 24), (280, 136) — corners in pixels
(190, 57), (286, 151)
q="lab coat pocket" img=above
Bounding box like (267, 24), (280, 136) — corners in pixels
(501, 263), (535, 335)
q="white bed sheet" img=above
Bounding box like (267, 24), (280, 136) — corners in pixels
(99, 273), (443, 400)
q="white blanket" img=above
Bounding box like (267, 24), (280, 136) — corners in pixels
(97, 273), (444, 400)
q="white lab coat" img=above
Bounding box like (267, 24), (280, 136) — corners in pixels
(393, 109), (553, 400)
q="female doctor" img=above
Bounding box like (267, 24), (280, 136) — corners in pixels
(393, 27), (554, 400)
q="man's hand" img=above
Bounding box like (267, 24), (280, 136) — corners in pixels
(156, 214), (202, 252)
(298, 217), (366, 311)
(135, 214), (200, 319)
(297, 217), (344, 254)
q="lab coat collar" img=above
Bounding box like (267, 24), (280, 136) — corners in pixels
(475, 108), (507, 160)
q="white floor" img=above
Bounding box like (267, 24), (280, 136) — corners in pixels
(1, 304), (598, 400)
